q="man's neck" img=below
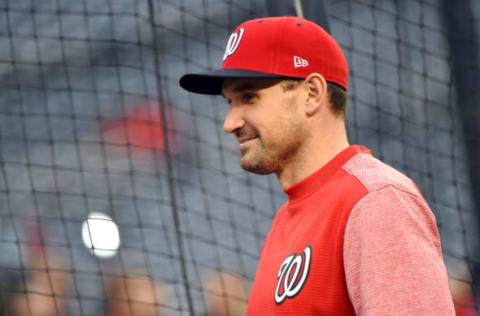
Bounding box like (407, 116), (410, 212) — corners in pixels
(276, 125), (349, 191)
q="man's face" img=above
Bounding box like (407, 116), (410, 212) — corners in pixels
(222, 78), (305, 174)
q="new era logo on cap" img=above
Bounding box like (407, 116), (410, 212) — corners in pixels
(294, 56), (309, 68)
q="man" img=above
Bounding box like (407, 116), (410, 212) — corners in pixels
(204, 271), (248, 316)
(8, 225), (68, 316)
(179, 16), (455, 315)
(104, 275), (166, 316)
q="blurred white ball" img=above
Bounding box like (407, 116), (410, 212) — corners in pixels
(81, 212), (121, 258)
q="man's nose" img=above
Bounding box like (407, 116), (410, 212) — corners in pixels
(223, 105), (245, 134)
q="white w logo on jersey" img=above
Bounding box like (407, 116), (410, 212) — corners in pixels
(274, 246), (312, 304)
(223, 28), (244, 60)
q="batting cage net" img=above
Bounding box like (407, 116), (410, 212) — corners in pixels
(0, 0), (479, 315)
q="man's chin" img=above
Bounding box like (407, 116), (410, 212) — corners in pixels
(240, 156), (273, 175)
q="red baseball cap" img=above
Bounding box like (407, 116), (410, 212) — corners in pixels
(179, 16), (348, 95)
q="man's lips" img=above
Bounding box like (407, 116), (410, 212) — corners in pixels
(238, 136), (258, 144)
(238, 137), (259, 152)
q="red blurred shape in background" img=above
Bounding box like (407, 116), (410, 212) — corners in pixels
(102, 102), (178, 156)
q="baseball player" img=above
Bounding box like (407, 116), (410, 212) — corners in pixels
(180, 16), (455, 315)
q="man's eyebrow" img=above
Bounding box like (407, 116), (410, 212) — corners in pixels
(231, 82), (257, 92)
(223, 82), (258, 97)
(222, 81), (265, 98)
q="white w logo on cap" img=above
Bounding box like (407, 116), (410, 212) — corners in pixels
(223, 28), (245, 61)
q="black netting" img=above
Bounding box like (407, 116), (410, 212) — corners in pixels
(0, 0), (478, 315)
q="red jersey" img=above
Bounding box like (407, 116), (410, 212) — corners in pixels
(246, 145), (455, 315)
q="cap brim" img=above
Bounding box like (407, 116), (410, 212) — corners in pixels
(179, 69), (286, 95)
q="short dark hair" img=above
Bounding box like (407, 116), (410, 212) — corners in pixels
(281, 79), (347, 119)
(326, 82), (347, 120)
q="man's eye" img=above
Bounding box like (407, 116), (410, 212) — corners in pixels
(242, 93), (255, 103)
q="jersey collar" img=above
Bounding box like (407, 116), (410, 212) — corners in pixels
(285, 145), (371, 203)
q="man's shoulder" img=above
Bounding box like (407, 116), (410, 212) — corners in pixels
(342, 152), (419, 196)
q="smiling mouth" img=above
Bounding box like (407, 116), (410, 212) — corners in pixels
(239, 137), (258, 152)
(239, 137), (258, 144)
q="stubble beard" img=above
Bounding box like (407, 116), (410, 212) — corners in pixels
(240, 137), (277, 175)
(239, 110), (303, 175)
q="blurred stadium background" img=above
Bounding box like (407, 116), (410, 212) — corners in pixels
(0, 0), (479, 315)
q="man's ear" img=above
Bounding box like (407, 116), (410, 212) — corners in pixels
(304, 73), (328, 116)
